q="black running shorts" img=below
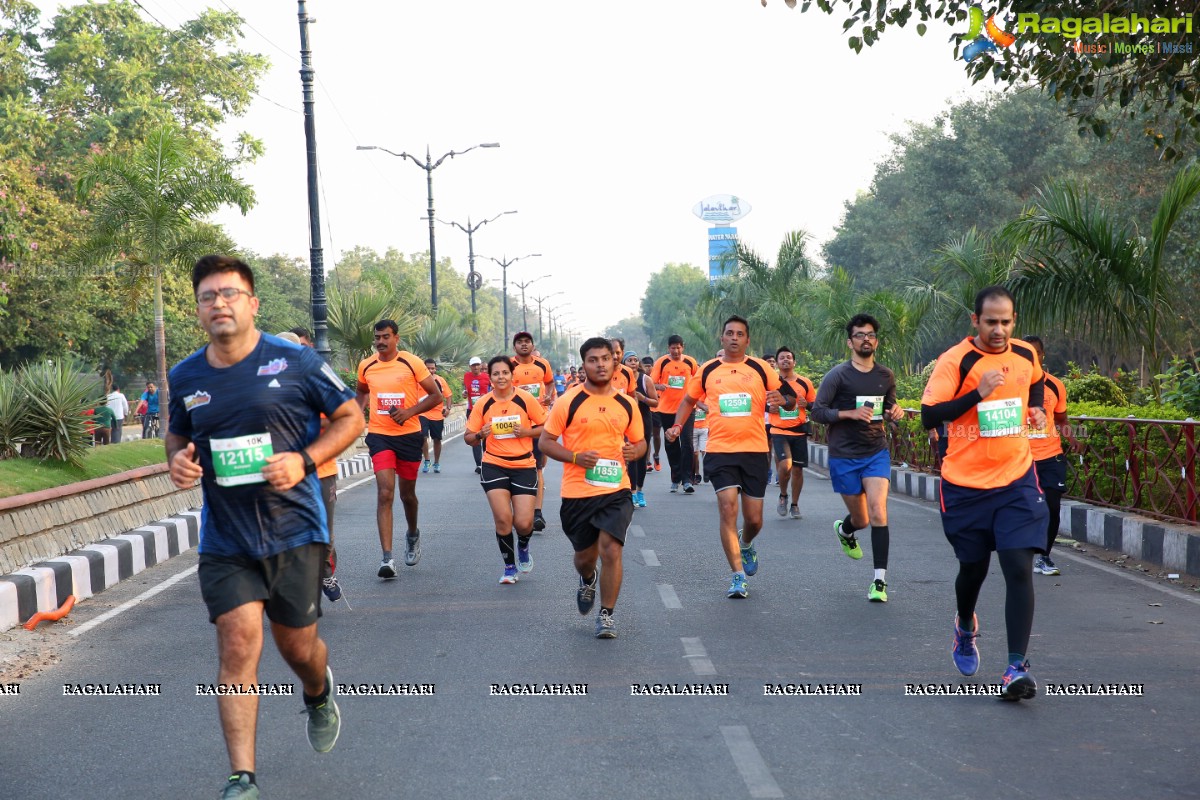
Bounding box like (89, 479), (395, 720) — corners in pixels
(480, 463), (538, 496)
(560, 491), (633, 552)
(704, 452), (770, 499)
(198, 543), (324, 627)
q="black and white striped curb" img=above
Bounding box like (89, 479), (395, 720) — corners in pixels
(1, 448), (389, 632)
(0, 510), (201, 632)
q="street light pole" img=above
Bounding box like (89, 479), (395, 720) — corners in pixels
(481, 253), (541, 345)
(531, 291), (564, 340)
(511, 274), (550, 335)
(296, 1), (330, 360)
(356, 141), (499, 313)
(435, 210), (517, 333)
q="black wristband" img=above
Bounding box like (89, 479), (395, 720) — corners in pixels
(301, 449), (317, 475)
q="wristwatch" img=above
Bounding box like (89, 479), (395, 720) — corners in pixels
(301, 449), (317, 475)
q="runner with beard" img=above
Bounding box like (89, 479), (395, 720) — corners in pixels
(769, 347), (816, 520)
(810, 313), (903, 603)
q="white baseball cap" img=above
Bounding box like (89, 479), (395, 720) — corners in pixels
(469, 356), (482, 365)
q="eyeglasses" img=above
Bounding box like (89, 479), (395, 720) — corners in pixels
(850, 332), (878, 341)
(197, 287), (254, 306)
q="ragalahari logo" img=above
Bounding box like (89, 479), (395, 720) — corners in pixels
(961, 6), (1016, 61)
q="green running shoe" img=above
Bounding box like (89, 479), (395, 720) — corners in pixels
(835, 519), (863, 560)
(303, 666), (341, 753)
(868, 578), (888, 603)
(219, 775), (259, 799)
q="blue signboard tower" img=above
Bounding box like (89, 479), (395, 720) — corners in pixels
(692, 195), (752, 283)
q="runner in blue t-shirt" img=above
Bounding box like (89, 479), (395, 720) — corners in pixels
(166, 255), (363, 800)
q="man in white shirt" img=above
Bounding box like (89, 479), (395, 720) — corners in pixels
(106, 384), (130, 443)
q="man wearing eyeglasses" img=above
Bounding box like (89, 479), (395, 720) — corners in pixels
(166, 255), (364, 799)
(810, 313), (903, 603)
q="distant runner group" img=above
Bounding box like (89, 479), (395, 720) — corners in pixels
(164, 256), (1070, 798)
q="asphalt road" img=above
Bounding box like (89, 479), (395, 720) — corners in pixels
(1, 434), (1198, 800)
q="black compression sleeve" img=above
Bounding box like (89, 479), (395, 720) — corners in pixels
(1028, 376), (1045, 410)
(921, 390), (983, 430)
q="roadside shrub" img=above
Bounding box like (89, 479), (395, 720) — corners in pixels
(20, 360), (94, 465)
(1064, 372), (1128, 406)
(1156, 357), (1200, 416)
(0, 371), (31, 459)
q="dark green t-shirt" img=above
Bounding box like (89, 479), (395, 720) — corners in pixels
(92, 405), (116, 429)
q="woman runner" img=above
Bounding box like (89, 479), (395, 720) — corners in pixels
(464, 356), (548, 584)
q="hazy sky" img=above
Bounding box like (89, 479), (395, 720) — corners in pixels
(38, 0), (986, 338)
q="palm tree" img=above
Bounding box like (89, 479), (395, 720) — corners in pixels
(325, 281), (415, 369)
(407, 308), (477, 368)
(1006, 163), (1200, 391)
(75, 125), (253, 429)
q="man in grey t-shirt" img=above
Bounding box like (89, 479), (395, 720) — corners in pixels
(810, 313), (903, 603)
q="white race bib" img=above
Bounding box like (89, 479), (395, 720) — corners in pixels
(855, 395), (884, 421)
(584, 458), (623, 488)
(977, 398), (1023, 437)
(521, 383), (541, 397)
(718, 392), (752, 417)
(211, 433), (273, 487)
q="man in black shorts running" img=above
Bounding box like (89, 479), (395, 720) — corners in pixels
(168, 256), (363, 800)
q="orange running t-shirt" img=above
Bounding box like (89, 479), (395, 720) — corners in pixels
(769, 374), (816, 433)
(610, 363), (638, 397)
(512, 356), (555, 403)
(466, 387), (547, 469)
(650, 354), (699, 414)
(686, 357), (781, 453)
(543, 385), (643, 498)
(1029, 372), (1067, 461)
(419, 375), (451, 422)
(922, 337), (1044, 489)
(357, 350), (433, 436)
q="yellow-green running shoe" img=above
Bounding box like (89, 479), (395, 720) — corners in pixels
(868, 578), (888, 602)
(835, 519), (863, 560)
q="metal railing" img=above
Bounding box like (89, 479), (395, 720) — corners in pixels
(810, 411), (1199, 526)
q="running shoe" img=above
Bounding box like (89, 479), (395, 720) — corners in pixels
(576, 570), (598, 615)
(404, 530), (421, 566)
(789, 504), (801, 520)
(378, 558), (397, 579)
(302, 666), (341, 752)
(500, 564), (519, 584)
(432, 463), (441, 474)
(532, 512), (546, 533)
(1041, 556), (1060, 575)
(777, 495), (787, 517)
(727, 573), (749, 599)
(682, 481), (695, 494)
(321, 576), (342, 602)
(670, 483), (678, 493)
(654, 457), (661, 471)
(595, 611), (617, 639)
(868, 578), (888, 603)
(421, 459), (430, 474)
(1000, 660), (1038, 701)
(951, 613), (980, 677)
(834, 519), (863, 560)
(517, 544), (533, 573)
(220, 775), (259, 799)
(740, 540), (759, 577)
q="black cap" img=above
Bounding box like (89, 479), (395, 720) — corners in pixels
(512, 331), (534, 344)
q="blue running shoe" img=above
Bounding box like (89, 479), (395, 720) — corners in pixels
(500, 564), (519, 584)
(517, 544), (533, 574)
(1000, 660), (1037, 701)
(321, 576), (342, 603)
(576, 570), (598, 614)
(421, 459), (430, 474)
(740, 540), (758, 577)
(432, 462), (441, 474)
(951, 614), (980, 676)
(727, 573), (749, 598)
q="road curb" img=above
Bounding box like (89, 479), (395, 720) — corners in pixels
(0, 452), (377, 633)
(808, 440), (1200, 575)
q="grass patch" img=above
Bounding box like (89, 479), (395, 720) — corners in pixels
(0, 439), (167, 499)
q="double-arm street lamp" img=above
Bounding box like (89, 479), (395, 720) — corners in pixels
(480, 253), (541, 345)
(531, 291), (564, 341)
(432, 210), (517, 333)
(356, 141), (499, 313)
(511, 274), (551, 333)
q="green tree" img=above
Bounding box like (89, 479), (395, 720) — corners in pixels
(407, 309), (477, 369)
(639, 263), (713, 353)
(75, 125), (254, 428)
(1007, 162), (1200, 391)
(777, 0), (1199, 159)
(603, 316), (650, 356)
